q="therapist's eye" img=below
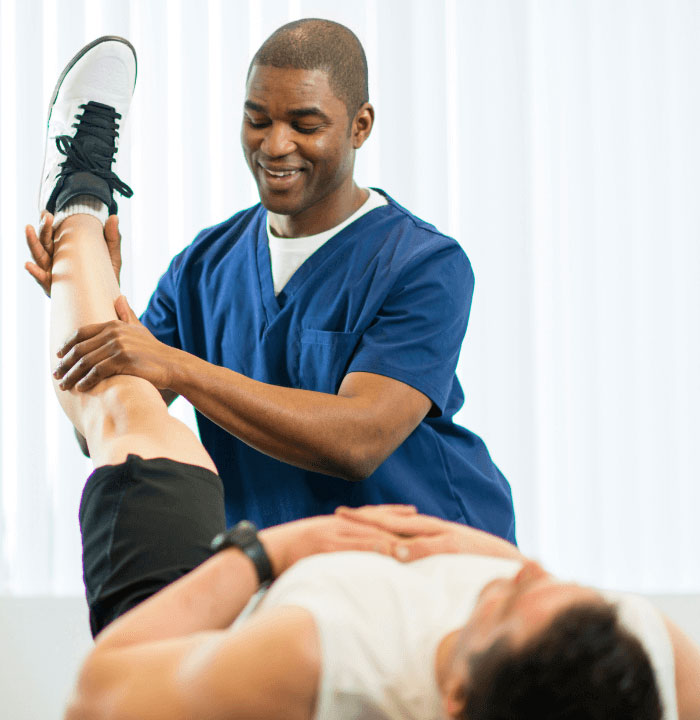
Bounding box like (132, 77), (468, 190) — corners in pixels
(293, 123), (322, 135)
(245, 117), (270, 129)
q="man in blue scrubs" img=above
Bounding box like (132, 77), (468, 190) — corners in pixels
(45, 19), (516, 542)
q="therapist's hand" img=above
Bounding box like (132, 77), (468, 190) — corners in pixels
(24, 213), (55, 296)
(102, 215), (124, 284)
(53, 295), (177, 391)
(25, 214), (123, 297)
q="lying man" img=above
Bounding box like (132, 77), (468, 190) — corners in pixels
(28, 35), (699, 720)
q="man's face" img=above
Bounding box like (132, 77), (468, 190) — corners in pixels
(460, 561), (605, 658)
(241, 65), (361, 228)
(441, 562), (607, 718)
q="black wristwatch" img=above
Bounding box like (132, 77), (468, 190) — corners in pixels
(210, 520), (274, 587)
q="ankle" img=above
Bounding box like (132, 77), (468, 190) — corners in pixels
(54, 212), (104, 240)
(53, 195), (108, 230)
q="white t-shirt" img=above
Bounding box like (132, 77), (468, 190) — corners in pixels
(266, 188), (388, 296)
(236, 552), (678, 720)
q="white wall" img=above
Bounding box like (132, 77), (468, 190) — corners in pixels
(2, 0), (699, 597)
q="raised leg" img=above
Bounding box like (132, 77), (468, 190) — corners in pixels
(50, 213), (217, 474)
(35, 36), (224, 636)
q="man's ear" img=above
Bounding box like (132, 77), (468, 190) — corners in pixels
(351, 102), (374, 148)
(442, 673), (468, 718)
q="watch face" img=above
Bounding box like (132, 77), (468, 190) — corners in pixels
(211, 520), (261, 555)
(233, 521), (257, 547)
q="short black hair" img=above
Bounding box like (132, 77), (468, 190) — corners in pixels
(461, 602), (662, 720)
(248, 18), (369, 119)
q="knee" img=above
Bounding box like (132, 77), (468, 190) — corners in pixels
(81, 377), (165, 441)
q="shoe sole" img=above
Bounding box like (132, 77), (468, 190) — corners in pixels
(45, 35), (138, 125)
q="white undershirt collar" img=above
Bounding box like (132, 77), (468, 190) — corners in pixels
(266, 188), (388, 296)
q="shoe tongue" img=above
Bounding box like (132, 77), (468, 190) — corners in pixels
(75, 132), (114, 166)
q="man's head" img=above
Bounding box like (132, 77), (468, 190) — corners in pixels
(443, 561), (662, 719)
(242, 19), (374, 234)
(248, 18), (369, 120)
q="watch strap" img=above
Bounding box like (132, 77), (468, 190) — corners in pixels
(210, 520), (273, 586)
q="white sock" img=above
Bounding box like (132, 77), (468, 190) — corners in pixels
(52, 195), (109, 228)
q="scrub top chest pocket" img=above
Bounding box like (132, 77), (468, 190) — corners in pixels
(299, 328), (362, 394)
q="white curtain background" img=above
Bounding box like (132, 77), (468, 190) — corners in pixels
(0, 0), (698, 595)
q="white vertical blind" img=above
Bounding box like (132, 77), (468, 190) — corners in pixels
(0, 0), (698, 594)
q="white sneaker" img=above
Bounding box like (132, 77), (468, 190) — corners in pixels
(39, 36), (137, 216)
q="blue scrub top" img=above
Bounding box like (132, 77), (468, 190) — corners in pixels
(141, 190), (516, 543)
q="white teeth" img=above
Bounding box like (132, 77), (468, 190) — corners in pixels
(264, 168), (299, 177)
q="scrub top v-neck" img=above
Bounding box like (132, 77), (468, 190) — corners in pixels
(255, 206), (363, 319)
(141, 190), (516, 543)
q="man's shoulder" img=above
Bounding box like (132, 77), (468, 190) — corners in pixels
(166, 203), (264, 279)
(158, 204), (264, 288)
(372, 189), (467, 260)
(192, 202), (265, 250)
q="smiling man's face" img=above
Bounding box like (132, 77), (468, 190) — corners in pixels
(241, 65), (371, 237)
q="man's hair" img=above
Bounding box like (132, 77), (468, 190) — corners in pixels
(248, 18), (369, 119)
(460, 602), (662, 720)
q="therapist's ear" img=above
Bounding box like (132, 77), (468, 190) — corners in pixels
(351, 103), (374, 149)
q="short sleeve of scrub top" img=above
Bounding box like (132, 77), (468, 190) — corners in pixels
(139, 251), (184, 351)
(346, 243), (473, 416)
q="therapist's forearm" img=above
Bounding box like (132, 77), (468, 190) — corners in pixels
(168, 351), (391, 481)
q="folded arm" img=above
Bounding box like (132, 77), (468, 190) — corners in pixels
(66, 550), (319, 720)
(66, 510), (407, 720)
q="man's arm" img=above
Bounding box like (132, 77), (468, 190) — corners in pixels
(89, 512), (398, 649)
(30, 218), (429, 479)
(53, 300), (431, 481)
(66, 512), (403, 720)
(66, 552), (319, 720)
(169, 364), (429, 481)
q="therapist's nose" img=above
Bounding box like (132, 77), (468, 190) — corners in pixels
(260, 122), (296, 158)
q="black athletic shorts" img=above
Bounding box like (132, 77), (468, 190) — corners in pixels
(79, 454), (226, 637)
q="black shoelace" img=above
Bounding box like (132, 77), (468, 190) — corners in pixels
(55, 101), (133, 198)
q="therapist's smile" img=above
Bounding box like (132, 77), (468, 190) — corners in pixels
(258, 162), (305, 189)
